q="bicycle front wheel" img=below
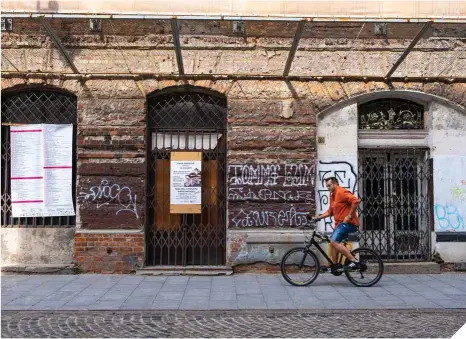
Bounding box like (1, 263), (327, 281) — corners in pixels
(280, 247), (320, 286)
(344, 248), (384, 287)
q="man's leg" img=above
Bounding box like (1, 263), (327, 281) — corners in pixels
(330, 224), (357, 264)
(330, 241), (356, 262)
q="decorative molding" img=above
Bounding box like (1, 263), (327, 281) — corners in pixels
(358, 130), (428, 139)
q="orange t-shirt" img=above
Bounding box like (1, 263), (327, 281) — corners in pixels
(326, 185), (360, 228)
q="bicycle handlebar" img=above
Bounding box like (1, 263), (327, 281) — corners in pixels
(299, 214), (331, 242)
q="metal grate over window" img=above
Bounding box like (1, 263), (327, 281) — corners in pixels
(148, 88), (226, 130)
(1, 89), (77, 227)
(358, 99), (425, 130)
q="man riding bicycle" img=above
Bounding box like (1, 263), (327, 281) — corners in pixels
(313, 176), (361, 270)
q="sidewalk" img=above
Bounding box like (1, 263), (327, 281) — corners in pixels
(2, 273), (466, 311)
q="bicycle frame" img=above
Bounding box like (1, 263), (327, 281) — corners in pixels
(303, 228), (349, 266)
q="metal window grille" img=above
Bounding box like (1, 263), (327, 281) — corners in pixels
(1, 89), (78, 227)
(1, 18), (13, 32)
(358, 99), (425, 130)
(146, 87), (227, 266)
(358, 148), (431, 261)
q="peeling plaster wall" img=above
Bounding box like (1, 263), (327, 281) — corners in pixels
(1, 228), (74, 267)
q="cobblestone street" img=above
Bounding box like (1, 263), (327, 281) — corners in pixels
(2, 309), (466, 338)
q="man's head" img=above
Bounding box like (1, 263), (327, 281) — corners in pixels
(325, 177), (339, 193)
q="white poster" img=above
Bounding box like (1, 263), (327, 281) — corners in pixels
(10, 125), (45, 217)
(10, 124), (75, 217)
(43, 124), (75, 216)
(170, 160), (202, 205)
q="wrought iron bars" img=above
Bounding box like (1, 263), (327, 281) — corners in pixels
(358, 149), (431, 261)
(358, 99), (425, 130)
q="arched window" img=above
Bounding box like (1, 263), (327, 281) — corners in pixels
(358, 99), (425, 130)
(1, 88), (77, 227)
(146, 86), (227, 266)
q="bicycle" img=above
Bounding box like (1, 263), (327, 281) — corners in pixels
(280, 216), (384, 287)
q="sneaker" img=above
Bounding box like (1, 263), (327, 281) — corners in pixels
(345, 261), (361, 270)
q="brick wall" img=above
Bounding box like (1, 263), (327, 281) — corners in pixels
(74, 232), (144, 273)
(2, 18), (466, 271)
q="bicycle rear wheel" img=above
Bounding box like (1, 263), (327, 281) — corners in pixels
(344, 248), (384, 287)
(280, 247), (320, 286)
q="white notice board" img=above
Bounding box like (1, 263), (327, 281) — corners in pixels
(10, 124), (75, 217)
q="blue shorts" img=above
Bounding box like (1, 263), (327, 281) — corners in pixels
(331, 223), (358, 243)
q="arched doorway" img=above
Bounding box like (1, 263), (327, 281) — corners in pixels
(146, 86), (227, 266)
(357, 98), (431, 261)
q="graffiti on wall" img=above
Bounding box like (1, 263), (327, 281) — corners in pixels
(230, 207), (309, 227)
(434, 204), (464, 230)
(433, 156), (466, 231)
(78, 179), (139, 218)
(228, 188), (313, 202)
(228, 163), (314, 227)
(317, 159), (358, 231)
(228, 164), (315, 187)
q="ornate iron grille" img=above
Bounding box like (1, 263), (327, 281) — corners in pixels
(358, 149), (431, 261)
(146, 88), (227, 266)
(1, 89), (77, 227)
(358, 99), (425, 130)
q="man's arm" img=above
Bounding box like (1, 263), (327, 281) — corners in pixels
(343, 190), (360, 224)
(314, 207), (333, 220)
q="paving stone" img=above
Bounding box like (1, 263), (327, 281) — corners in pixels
(208, 300), (238, 310)
(184, 288), (211, 297)
(265, 299), (295, 309)
(160, 284), (187, 292)
(237, 295), (267, 310)
(179, 297), (210, 310)
(155, 292), (184, 302)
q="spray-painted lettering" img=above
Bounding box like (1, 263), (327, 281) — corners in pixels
(435, 204), (465, 230)
(317, 160), (357, 231)
(228, 188), (313, 202)
(78, 179), (139, 218)
(231, 207), (308, 227)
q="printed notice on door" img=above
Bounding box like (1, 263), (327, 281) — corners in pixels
(10, 124), (75, 217)
(170, 152), (202, 214)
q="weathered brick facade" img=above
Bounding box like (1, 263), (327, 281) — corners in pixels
(74, 232), (144, 273)
(2, 18), (466, 273)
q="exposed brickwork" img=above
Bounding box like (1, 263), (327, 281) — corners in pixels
(74, 233), (144, 273)
(233, 263), (281, 273)
(77, 163), (145, 229)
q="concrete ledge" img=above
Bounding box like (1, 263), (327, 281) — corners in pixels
(75, 229), (143, 234)
(1, 264), (75, 274)
(383, 262), (441, 274)
(137, 266), (233, 276)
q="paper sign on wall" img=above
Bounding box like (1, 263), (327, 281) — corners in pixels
(170, 152), (202, 214)
(10, 124), (75, 217)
